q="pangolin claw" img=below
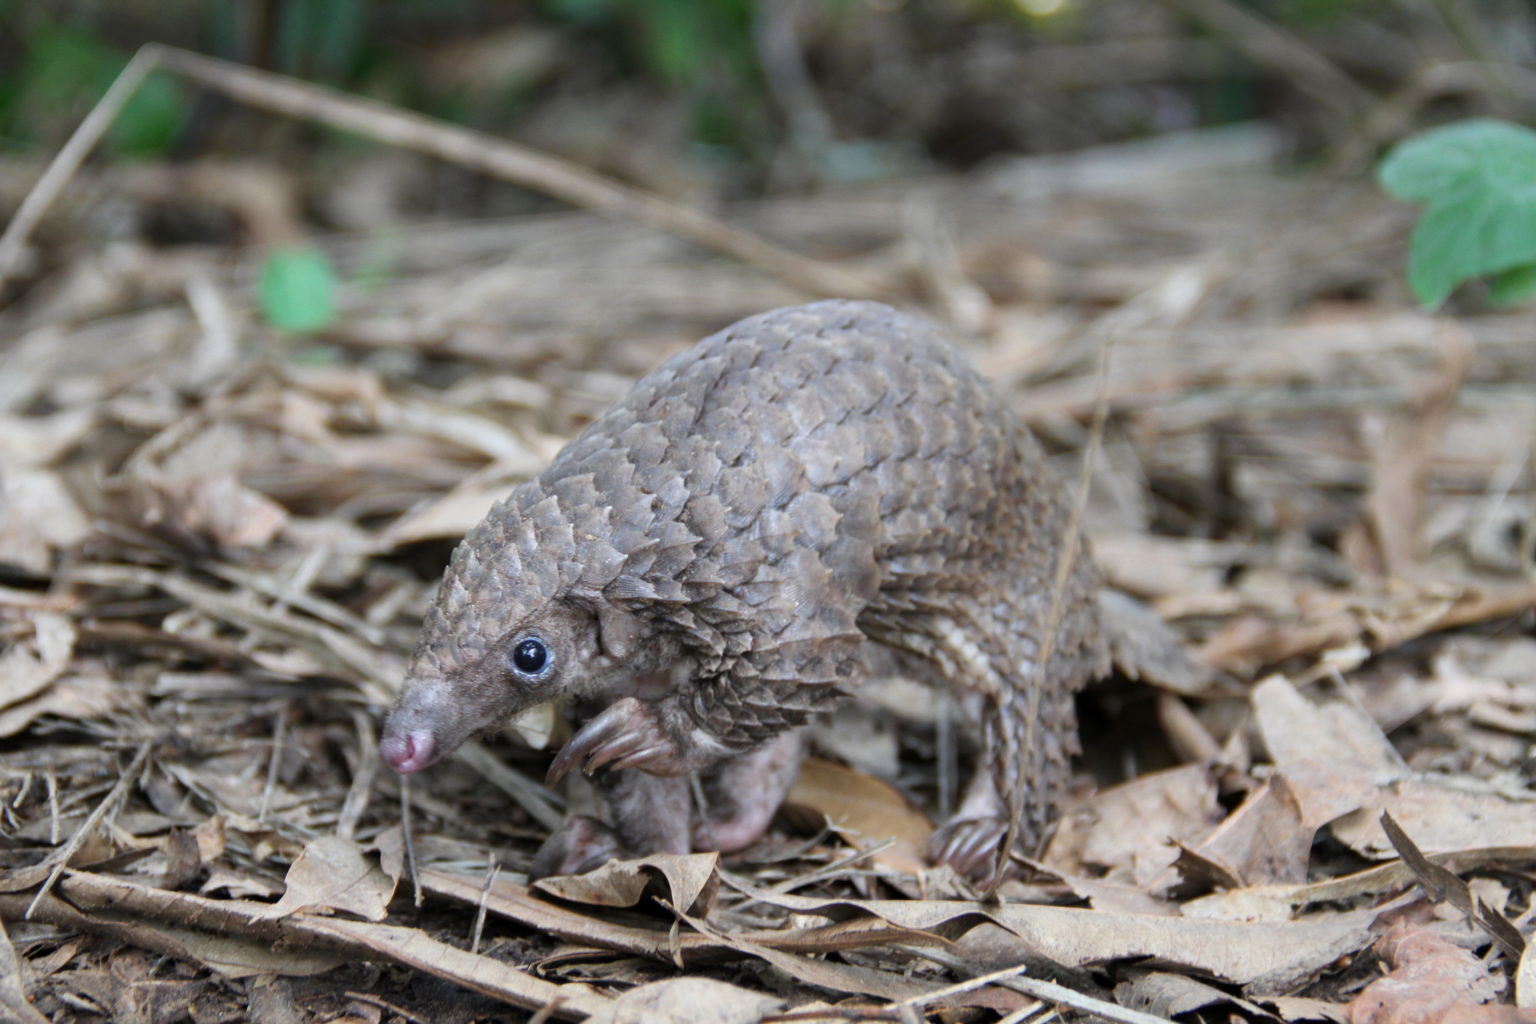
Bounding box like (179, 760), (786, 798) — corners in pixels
(546, 697), (678, 784)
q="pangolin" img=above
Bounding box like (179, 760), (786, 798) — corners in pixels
(381, 299), (1121, 880)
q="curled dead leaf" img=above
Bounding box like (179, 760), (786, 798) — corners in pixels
(533, 851), (719, 915)
(782, 757), (932, 874)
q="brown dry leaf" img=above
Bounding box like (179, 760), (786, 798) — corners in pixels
(1199, 583), (1536, 674)
(131, 922), (352, 980)
(0, 670), (130, 738)
(675, 904), (931, 1000)
(585, 977), (782, 1024)
(1254, 675), (1536, 860)
(1253, 674), (1402, 830)
(1184, 846), (1536, 924)
(0, 468), (91, 573)
(1046, 762), (1222, 886)
(1331, 779), (1536, 861)
(1345, 920), (1531, 1024)
(1268, 995), (1353, 1022)
(533, 851), (719, 915)
(426, 866), (941, 990)
(380, 477), (520, 547)
(0, 612), (74, 710)
(1380, 813), (1524, 958)
(427, 868), (690, 960)
(1341, 322), (1471, 579)
(1518, 940), (1536, 1008)
(782, 757), (932, 874)
(117, 473), (289, 550)
(734, 883), (1373, 988)
(1091, 532), (1228, 600)
(256, 835), (395, 921)
(430, 869), (935, 1000)
(0, 408), (95, 467)
(1426, 641), (1536, 736)
(0, 915), (50, 1024)
(23, 871), (612, 1018)
(1116, 970), (1271, 1018)
(1174, 774), (1311, 889)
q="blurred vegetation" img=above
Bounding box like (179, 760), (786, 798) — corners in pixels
(1, 0), (1532, 193)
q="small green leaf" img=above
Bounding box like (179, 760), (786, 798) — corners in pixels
(109, 72), (187, 156)
(260, 247), (337, 333)
(1489, 262), (1536, 304)
(1378, 119), (1536, 307)
(1379, 119), (1536, 202)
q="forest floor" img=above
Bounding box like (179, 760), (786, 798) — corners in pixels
(2, 104), (1535, 1024)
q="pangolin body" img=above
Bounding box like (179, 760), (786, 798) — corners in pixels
(381, 300), (1111, 878)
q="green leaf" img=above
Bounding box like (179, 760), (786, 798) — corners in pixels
(1489, 262), (1536, 304)
(260, 247), (338, 333)
(1379, 119), (1536, 202)
(109, 72), (187, 156)
(23, 26), (112, 106)
(1378, 119), (1536, 307)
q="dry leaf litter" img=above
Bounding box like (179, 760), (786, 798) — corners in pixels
(2, 127), (1536, 1024)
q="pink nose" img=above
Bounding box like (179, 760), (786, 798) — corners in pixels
(380, 730), (436, 774)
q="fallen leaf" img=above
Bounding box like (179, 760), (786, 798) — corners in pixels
(1116, 969), (1271, 1018)
(0, 671), (129, 738)
(733, 882), (1374, 989)
(533, 852), (719, 916)
(783, 757), (932, 874)
(0, 916), (50, 1024)
(1184, 846), (1536, 923)
(1046, 763), (1221, 886)
(585, 977), (782, 1024)
(1331, 779), (1536, 861)
(256, 835), (395, 921)
(1174, 774), (1312, 890)
(1380, 812), (1523, 957)
(1253, 674), (1402, 830)
(0, 613), (76, 711)
(1344, 920), (1525, 1024)
(1341, 321), (1470, 578)
(0, 468), (90, 573)
(22, 871), (613, 1018)
(118, 473), (289, 550)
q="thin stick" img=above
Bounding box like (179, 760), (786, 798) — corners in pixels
(894, 964), (1031, 1010)
(335, 710), (380, 842)
(998, 974), (1177, 1024)
(257, 703), (288, 823)
(400, 781), (423, 908)
(46, 770), (60, 845)
(762, 964), (1039, 1022)
(905, 947), (1180, 1024)
(0, 48), (159, 284)
(526, 996), (564, 1024)
(470, 859), (499, 955)
(995, 1004), (1052, 1024)
(26, 741), (153, 919)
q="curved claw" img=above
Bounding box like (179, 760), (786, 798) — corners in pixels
(930, 816), (1011, 881)
(547, 697), (668, 784)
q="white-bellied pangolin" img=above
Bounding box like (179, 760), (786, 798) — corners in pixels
(381, 300), (1192, 880)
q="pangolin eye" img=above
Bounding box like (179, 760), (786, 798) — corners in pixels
(511, 638), (548, 676)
